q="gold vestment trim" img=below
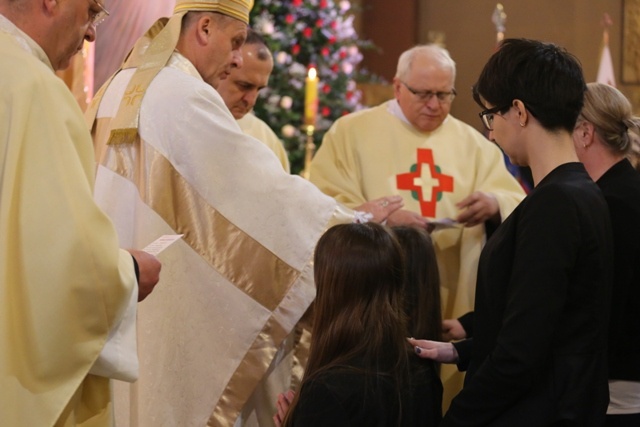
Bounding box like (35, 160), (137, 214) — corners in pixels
(94, 119), (300, 311)
(93, 116), (317, 426)
(147, 154), (301, 312)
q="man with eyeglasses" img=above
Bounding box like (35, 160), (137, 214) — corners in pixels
(0, 0), (162, 426)
(310, 44), (526, 408)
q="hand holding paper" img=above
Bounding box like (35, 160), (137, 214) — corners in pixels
(132, 234), (182, 301)
(128, 249), (161, 302)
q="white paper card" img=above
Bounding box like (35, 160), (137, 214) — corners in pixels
(142, 234), (184, 256)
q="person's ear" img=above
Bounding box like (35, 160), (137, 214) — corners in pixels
(512, 99), (529, 127)
(577, 120), (596, 146)
(43, 0), (58, 14)
(392, 77), (402, 100)
(195, 14), (212, 45)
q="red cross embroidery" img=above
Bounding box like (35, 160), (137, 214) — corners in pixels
(396, 148), (454, 217)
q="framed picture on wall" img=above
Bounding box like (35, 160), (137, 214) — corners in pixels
(623, 0), (640, 84)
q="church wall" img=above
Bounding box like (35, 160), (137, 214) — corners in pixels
(358, 0), (630, 134)
(358, 0), (419, 81)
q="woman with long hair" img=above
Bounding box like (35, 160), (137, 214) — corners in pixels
(394, 225), (443, 425)
(280, 222), (437, 426)
(393, 225), (442, 343)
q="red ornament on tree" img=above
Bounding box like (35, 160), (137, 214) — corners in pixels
(249, 0), (376, 174)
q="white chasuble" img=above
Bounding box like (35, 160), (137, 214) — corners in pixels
(90, 53), (353, 427)
(0, 15), (136, 427)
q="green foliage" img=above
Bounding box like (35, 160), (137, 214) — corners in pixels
(250, 0), (373, 174)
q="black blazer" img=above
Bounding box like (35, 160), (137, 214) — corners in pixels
(444, 163), (613, 427)
(598, 159), (640, 381)
(291, 356), (442, 426)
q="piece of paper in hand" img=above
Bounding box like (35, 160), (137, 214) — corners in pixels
(142, 234), (184, 256)
(428, 218), (460, 232)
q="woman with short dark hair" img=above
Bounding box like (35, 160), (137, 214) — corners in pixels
(411, 38), (614, 426)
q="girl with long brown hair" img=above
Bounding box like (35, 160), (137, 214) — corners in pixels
(280, 222), (439, 426)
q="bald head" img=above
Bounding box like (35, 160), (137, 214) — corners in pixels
(243, 29), (272, 61)
(217, 29), (273, 119)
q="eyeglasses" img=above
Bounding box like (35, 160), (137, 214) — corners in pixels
(479, 104), (511, 131)
(89, 0), (109, 27)
(401, 81), (457, 103)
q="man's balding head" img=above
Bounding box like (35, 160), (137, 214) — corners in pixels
(216, 29), (273, 119)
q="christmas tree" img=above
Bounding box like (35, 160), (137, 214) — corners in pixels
(250, 0), (371, 174)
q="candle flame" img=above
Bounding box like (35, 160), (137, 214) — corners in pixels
(308, 67), (317, 79)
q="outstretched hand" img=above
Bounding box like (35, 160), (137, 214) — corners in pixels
(407, 338), (459, 364)
(355, 195), (403, 223)
(384, 209), (431, 229)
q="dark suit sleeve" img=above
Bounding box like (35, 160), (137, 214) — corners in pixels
(458, 311), (474, 338)
(452, 339), (473, 372)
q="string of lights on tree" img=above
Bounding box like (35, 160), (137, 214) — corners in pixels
(250, 0), (376, 174)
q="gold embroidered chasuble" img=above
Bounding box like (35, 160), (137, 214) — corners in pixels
(89, 52), (353, 426)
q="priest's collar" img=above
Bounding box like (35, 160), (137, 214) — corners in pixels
(386, 98), (450, 130)
(0, 14), (53, 70)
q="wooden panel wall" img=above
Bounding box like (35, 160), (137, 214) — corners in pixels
(355, 0), (631, 133)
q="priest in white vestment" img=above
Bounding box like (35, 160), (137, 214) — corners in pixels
(0, 1), (161, 426)
(85, 1), (401, 426)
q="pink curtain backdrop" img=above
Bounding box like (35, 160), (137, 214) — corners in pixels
(94, 0), (175, 90)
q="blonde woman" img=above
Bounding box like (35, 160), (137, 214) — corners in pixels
(573, 82), (640, 426)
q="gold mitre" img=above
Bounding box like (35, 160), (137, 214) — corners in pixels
(88, 0), (254, 145)
(174, 0), (254, 24)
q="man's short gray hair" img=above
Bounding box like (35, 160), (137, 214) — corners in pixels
(395, 44), (456, 81)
